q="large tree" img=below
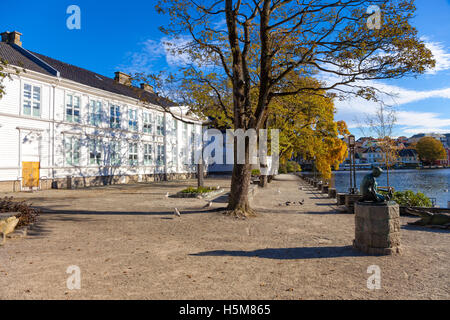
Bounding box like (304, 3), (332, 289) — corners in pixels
(416, 137), (447, 165)
(155, 0), (434, 216)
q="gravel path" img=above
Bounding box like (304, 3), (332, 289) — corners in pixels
(0, 174), (448, 300)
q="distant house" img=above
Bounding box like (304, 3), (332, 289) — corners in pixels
(361, 146), (385, 165)
(397, 149), (420, 167)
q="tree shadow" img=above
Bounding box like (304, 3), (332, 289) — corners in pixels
(402, 225), (450, 234)
(32, 206), (227, 217)
(191, 245), (367, 260)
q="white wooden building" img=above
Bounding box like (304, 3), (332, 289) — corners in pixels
(0, 31), (203, 192)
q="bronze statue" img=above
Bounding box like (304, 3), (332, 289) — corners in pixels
(360, 167), (393, 203)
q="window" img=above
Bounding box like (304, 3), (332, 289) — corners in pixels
(144, 143), (153, 165)
(23, 84), (41, 117)
(109, 141), (121, 166)
(172, 145), (177, 168)
(110, 105), (121, 129)
(156, 145), (165, 166)
(89, 100), (102, 126)
(128, 109), (138, 131)
(65, 136), (81, 166)
(143, 112), (153, 134)
(156, 115), (164, 136)
(66, 94), (81, 123)
(129, 142), (138, 166)
(89, 139), (103, 165)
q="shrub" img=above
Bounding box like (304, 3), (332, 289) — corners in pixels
(180, 186), (216, 194)
(278, 164), (287, 174)
(251, 169), (261, 176)
(0, 197), (40, 228)
(286, 161), (301, 173)
(391, 190), (432, 207)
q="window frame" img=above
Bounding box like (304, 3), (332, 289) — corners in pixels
(144, 143), (154, 166)
(128, 141), (138, 166)
(64, 136), (81, 166)
(22, 82), (42, 117)
(89, 138), (103, 166)
(89, 98), (103, 126)
(109, 104), (121, 129)
(128, 109), (138, 132)
(65, 93), (81, 123)
(143, 111), (153, 134)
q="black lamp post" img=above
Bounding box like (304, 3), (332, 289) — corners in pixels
(348, 135), (357, 194)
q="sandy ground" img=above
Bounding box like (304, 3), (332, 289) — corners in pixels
(0, 174), (448, 300)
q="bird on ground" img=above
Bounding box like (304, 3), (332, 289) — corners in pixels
(299, 187), (304, 191)
(203, 201), (213, 208)
(299, 199), (305, 205)
(174, 208), (181, 217)
(165, 192), (170, 198)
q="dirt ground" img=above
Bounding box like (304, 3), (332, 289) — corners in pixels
(0, 174), (448, 300)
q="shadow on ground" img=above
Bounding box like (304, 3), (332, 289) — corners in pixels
(191, 245), (367, 260)
(402, 225), (450, 234)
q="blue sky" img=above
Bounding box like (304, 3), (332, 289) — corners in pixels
(1, 0), (449, 137)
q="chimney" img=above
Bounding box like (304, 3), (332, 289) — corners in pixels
(1, 31), (22, 47)
(114, 71), (131, 86)
(140, 83), (154, 93)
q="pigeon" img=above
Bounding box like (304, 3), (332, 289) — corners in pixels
(203, 201), (213, 208)
(286, 202), (292, 206)
(165, 192), (170, 198)
(299, 187), (304, 191)
(174, 208), (181, 217)
(299, 199), (305, 205)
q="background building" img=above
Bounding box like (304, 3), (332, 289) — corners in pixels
(0, 31), (203, 192)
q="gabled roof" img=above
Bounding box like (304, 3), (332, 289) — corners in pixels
(398, 149), (418, 157)
(0, 42), (176, 108)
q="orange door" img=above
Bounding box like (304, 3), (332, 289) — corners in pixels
(22, 162), (40, 188)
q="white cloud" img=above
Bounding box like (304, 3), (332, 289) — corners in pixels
(118, 37), (194, 74)
(422, 39), (450, 74)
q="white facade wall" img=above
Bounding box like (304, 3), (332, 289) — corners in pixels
(0, 70), (202, 189)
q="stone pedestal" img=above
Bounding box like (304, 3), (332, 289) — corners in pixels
(337, 193), (346, 205)
(322, 185), (329, 194)
(328, 188), (337, 198)
(353, 202), (402, 256)
(345, 194), (362, 214)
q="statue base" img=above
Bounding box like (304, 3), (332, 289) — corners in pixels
(353, 202), (402, 256)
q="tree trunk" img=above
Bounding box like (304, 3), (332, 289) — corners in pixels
(197, 162), (204, 188)
(259, 164), (268, 188)
(228, 163), (255, 217)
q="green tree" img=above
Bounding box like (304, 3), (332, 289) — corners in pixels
(154, 0), (435, 217)
(416, 137), (447, 165)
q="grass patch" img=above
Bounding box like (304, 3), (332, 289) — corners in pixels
(180, 186), (217, 194)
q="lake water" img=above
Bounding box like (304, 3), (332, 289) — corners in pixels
(324, 169), (450, 208)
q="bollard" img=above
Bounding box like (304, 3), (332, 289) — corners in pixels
(328, 188), (337, 198)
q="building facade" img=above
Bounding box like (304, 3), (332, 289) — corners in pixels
(0, 31), (203, 192)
